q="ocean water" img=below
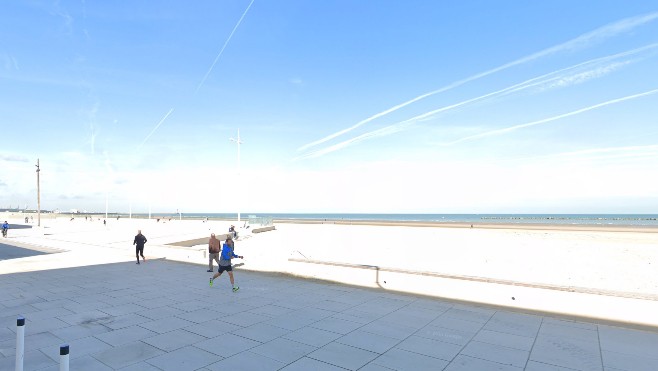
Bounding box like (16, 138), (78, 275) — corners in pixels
(128, 213), (658, 226)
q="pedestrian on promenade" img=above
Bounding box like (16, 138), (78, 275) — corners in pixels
(2, 221), (8, 238)
(207, 233), (221, 272)
(209, 235), (243, 292)
(133, 230), (147, 264)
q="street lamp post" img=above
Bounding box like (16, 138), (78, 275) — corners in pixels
(35, 159), (41, 227)
(229, 129), (243, 222)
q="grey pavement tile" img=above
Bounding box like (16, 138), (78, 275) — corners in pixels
(184, 319), (242, 338)
(94, 326), (158, 347)
(530, 333), (602, 371)
(97, 294), (141, 306)
(460, 340), (529, 368)
(170, 299), (213, 312)
(30, 298), (78, 311)
(335, 308), (383, 322)
(335, 329), (400, 354)
(280, 356), (348, 370)
(371, 347), (449, 370)
(24, 307), (75, 322)
(264, 314), (318, 331)
(206, 350), (285, 371)
(472, 329), (535, 352)
(23, 317), (70, 334)
(92, 340), (164, 369)
(138, 305), (185, 320)
(50, 322), (111, 342)
(602, 350), (658, 371)
(142, 328), (206, 352)
(284, 326), (343, 348)
(352, 302), (403, 317)
(430, 316), (487, 333)
(292, 307), (337, 321)
(2, 297), (46, 308)
(309, 316), (364, 335)
(542, 317), (598, 331)
(415, 323), (475, 346)
(442, 306), (495, 324)
(62, 301), (108, 313)
(40, 354), (114, 371)
(69, 294), (112, 306)
(0, 327), (14, 342)
(117, 361), (163, 371)
(99, 303), (146, 317)
(250, 337), (317, 364)
(138, 316), (195, 334)
(524, 360), (580, 370)
(218, 310), (272, 327)
(330, 311), (379, 325)
(539, 321), (599, 343)
(599, 325), (658, 358)
(0, 349), (57, 370)
(133, 296), (178, 309)
(232, 322), (291, 342)
(359, 364), (396, 371)
(174, 308), (221, 324)
(194, 333), (261, 357)
(103, 313), (151, 330)
(145, 345), (222, 371)
(360, 320), (419, 340)
(406, 298), (452, 313)
(396, 335), (462, 361)
(311, 299), (357, 312)
(379, 311), (432, 330)
(41, 335), (112, 361)
(57, 309), (113, 326)
(330, 291), (377, 305)
(211, 301), (258, 315)
(444, 354), (523, 371)
(399, 305), (448, 323)
(248, 304), (294, 317)
(483, 312), (542, 338)
(235, 295), (277, 308)
(105, 288), (142, 298)
(0, 331), (63, 357)
(308, 342), (379, 370)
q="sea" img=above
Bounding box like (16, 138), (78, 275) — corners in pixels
(127, 213), (658, 227)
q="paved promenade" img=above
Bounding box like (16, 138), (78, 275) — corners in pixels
(1, 220), (658, 370)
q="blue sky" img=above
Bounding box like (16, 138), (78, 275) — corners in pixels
(1, 1), (657, 214)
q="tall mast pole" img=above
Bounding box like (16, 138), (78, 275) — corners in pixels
(230, 129), (243, 222)
(36, 159), (41, 227)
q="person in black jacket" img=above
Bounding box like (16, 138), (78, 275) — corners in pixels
(133, 230), (147, 264)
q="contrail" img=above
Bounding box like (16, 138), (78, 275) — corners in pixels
(446, 89), (658, 145)
(194, 0), (255, 95)
(297, 11), (658, 152)
(294, 122), (414, 160)
(138, 108), (175, 150)
(297, 44), (657, 159)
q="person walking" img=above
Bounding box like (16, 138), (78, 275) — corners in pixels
(2, 221), (8, 238)
(209, 235), (243, 292)
(133, 230), (147, 264)
(207, 233), (221, 272)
